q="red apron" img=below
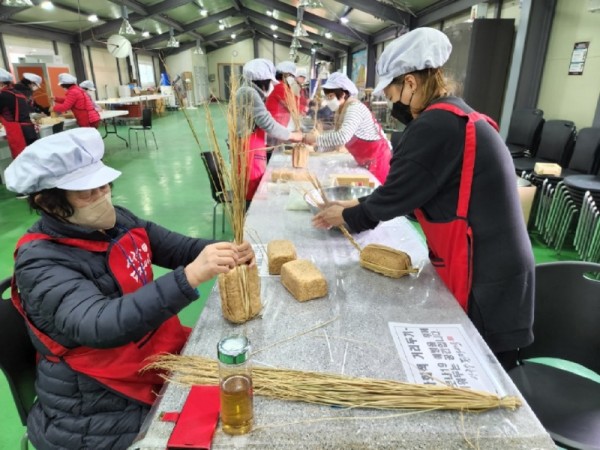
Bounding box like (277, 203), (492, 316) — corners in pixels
(0, 87), (35, 158)
(246, 128), (267, 200)
(12, 229), (191, 405)
(339, 99), (392, 184)
(413, 103), (498, 311)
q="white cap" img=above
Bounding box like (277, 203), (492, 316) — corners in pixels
(373, 27), (452, 95)
(296, 68), (308, 79)
(0, 68), (14, 83)
(4, 128), (121, 194)
(243, 58), (276, 81)
(276, 61), (297, 76)
(322, 72), (358, 96)
(79, 80), (96, 91)
(58, 73), (77, 85)
(23, 72), (42, 87)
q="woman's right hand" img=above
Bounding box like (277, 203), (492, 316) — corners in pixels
(185, 242), (239, 288)
(288, 131), (303, 143)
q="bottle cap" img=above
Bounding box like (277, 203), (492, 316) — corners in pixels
(217, 334), (250, 365)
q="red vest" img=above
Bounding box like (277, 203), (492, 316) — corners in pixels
(414, 102), (498, 312)
(12, 228), (190, 405)
(0, 86), (35, 158)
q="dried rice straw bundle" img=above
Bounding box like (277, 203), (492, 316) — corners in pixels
(200, 69), (261, 324)
(308, 174), (417, 278)
(147, 354), (521, 412)
(283, 81), (310, 168)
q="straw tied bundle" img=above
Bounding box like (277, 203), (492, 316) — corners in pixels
(283, 81), (310, 168)
(147, 354), (521, 412)
(307, 174), (418, 278)
(201, 75), (261, 324)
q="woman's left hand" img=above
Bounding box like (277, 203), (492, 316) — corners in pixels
(235, 241), (256, 267)
(304, 131), (317, 145)
(312, 205), (345, 229)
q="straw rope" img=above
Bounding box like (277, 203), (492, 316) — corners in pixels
(146, 354), (521, 412)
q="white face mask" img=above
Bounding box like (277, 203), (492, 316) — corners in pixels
(265, 82), (274, 96)
(286, 76), (296, 86)
(68, 193), (116, 230)
(326, 97), (340, 112)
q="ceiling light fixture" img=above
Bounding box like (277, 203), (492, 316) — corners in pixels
(193, 39), (204, 54)
(324, 31), (332, 39)
(219, 23), (225, 30)
(266, 10), (273, 16)
(273, 34), (278, 39)
(142, 31), (150, 38)
(40, 0), (53, 9)
(290, 37), (301, 49)
(166, 27), (179, 48)
(230, 33), (236, 39)
(340, 16), (349, 24)
(2, 0), (33, 6)
(293, 21), (309, 37)
(199, 8), (208, 16)
(119, 5), (136, 36)
(88, 14), (98, 22)
(270, 24), (278, 31)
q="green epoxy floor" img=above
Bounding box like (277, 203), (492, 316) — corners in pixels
(0, 107), (579, 449)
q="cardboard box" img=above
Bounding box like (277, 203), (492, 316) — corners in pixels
(330, 174), (374, 187)
(533, 162), (562, 177)
(517, 179), (537, 225)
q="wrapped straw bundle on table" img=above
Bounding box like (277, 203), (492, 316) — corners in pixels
(146, 354), (521, 412)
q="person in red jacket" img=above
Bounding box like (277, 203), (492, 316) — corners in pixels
(265, 61), (306, 132)
(52, 73), (101, 128)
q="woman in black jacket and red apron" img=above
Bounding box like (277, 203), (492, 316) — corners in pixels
(4, 128), (256, 450)
(0, 68), (39, 159)
(313, 28), (534, 371)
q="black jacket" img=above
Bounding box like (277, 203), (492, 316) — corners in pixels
(343, 97), (535, 353)
(15, 206), (214, 450)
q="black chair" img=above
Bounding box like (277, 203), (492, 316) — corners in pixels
(514, 120), (576, 175)
(51, 121), (64, 134)
(0, 276), (37, 450)
(508, 262), (600, 450)
(506, 108), (544, 158)
(128, 108), (158, 151)
(200, 152), (231, 239)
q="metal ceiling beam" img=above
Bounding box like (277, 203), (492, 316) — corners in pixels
(0, 22), (75, 43)
(252, 0), (369, 43)
(114, 0), (148, 16)
(0, 6), (28, 20)
(254, 28), (331, 59)
(80, 0), (191, 42)
(137, 7), (239, 49)
(330, 0), (410, 24)
(372, 24), (408, 45)
(251, 21), (335, 58)
(242, 7), (348, 52)
(415, 0), (481, 27)
(165, 29), (254, 56)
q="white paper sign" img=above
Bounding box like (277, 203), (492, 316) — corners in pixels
(388, 323), (501, 394)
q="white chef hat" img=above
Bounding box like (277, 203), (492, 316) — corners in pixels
(296, 68), (308, 79)
(0, 68), (14, 83)
(23, 72), (42, 87)
(243, 58), (276, 81)
(79, 80), (96, 91)
(58, 73), (77, 85)
(321, 72), (358, 96)
(276, 61), (297, 76)
(373, 27), (452, 95)
(4, 128), (121, 194)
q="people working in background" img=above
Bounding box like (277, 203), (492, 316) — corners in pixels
(52, 73), (101, 128)
(15, 72), (50, 115)
(235, 58), (303, 203)
(0, 68), (39, 161)
(304, 72), (392, 184)
(265, 60), (308, 132)
(4, 128), (256, 450)
(79, 80), (103, 112)
(312, 28), (534, 370)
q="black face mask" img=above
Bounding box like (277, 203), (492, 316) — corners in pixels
(391, 102), (413, 125)
(390, 82), (414, 125)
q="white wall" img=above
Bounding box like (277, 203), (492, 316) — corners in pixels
(537, 0), (600, 128)
(205, 39), (254, 99)
(86, 46), (121, 100)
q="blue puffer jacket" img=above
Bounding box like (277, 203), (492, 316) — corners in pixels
(14, 206), (214, 450)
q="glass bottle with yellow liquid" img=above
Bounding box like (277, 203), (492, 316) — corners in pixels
(217, 334), (253, 435)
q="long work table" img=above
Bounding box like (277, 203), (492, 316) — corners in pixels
(130, 150), (554, 449)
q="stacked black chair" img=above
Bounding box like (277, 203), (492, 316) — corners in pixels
(509, 262), (600, 450)
(514, 120), (576, 175)
(0, 276), (36, 450)
(128, 108), (158, 150)
(200, 152), (232, 239)
(506, 108), (544, 158)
